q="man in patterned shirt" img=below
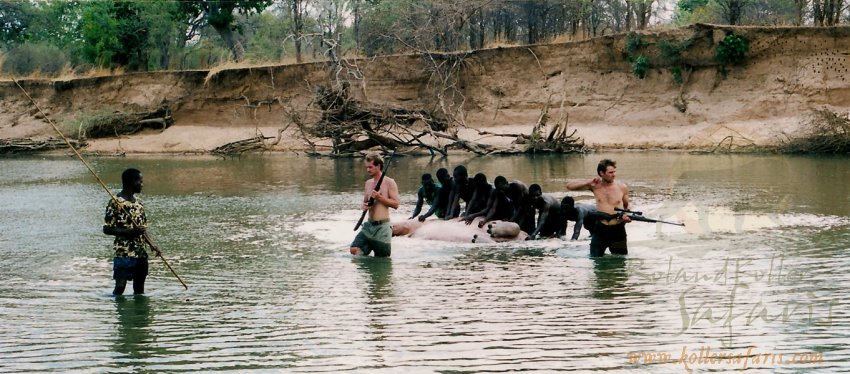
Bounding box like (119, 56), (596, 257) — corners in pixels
(104, 168), (155, 295)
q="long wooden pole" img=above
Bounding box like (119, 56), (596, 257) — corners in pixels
(12, 77), (188, 290)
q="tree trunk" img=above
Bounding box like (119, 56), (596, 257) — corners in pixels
(794, 0), (808, 25)
(813, 0), (824, 25)
(292, 0), (304, 63)
(212, 23), (245, 62)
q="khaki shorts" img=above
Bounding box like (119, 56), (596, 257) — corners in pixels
(351, 220), (392, 257)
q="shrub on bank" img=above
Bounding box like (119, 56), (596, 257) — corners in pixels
(1, 43), (69, 77)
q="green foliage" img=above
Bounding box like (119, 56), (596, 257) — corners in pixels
(632, 55), (649, 79)
(670, 66), (684, 85)
(673, 0), (722, 25)
(1, 42), (68, 76)
(715, 33), (749, 65)
(0, 1), (34, 47)
(80, 1), (121, 68)
(678, 0), (710, 12)
(657, 38), (692, 66)
(625, 32), (647, 60)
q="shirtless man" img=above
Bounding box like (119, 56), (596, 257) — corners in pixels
(526, 184), (565, 240)
(350, 153), (400, 257)
(566, 159), (631, 257)
(445, 165), (473, 219)
(418, 168), (452, 222)
(462, 173), (494, 224)
(475, 176), (514, 228)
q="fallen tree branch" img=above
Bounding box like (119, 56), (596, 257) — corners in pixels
(1, 137), (85, 154)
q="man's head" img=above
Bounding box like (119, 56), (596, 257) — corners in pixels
(529, 183), (542, 202)
(473, 173), (488, 188)
(596, 159), (617, 183)
(494, 176), (508, 192)
(421, 173), (436, 189)
(453, 165), (468, 181)
(122, 168), (143, 193)
(561, 196), (575, 210)
(436, 168), (450, 184)
(365, 152), (384, 177)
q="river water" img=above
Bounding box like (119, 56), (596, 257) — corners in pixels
(1, 152), (848, 373)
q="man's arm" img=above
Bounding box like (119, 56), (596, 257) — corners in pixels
(410, 188), (425, 219)
(418, 192), (440, 221)
(619, 183), (631, 223)
(464, 189), (494, 224)
(571, 207), (587, 240)
(361, 181), (372, 211)
(528, 204), (549, 239)
(478, 190), (500, 227)
(445, 182), (461, 219)
(566, 178), (599, 191)
(621, 182), (630, 210)
(372, 178), (400, 209)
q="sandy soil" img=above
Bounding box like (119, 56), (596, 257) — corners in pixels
(2, 24), (849, 154)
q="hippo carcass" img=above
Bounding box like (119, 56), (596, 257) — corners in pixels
(392, 217), (528, 243)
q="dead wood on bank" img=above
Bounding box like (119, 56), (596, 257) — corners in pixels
(0, 137), (85, 154)
(779, 108), (850, 154)
(81, 105), (173, 139)
(289, 83), (585, 157)
(211, 127), (287, 157)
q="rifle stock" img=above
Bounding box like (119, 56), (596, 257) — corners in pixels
(354, 152), (394, 231)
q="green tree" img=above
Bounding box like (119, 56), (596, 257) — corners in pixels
(0, 1), (35, 47)
(178, 0), (273, 62)
(80, 1), (121, 68)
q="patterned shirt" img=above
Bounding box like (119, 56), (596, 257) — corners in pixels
(104, 194), (147, 258)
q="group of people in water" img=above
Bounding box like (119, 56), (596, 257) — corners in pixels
(101, 154), (631, 295)
(350, 153), (632, 259)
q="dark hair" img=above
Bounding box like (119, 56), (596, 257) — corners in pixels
(121, 168), (141, 186)
(561, 196), (577, 220)
(421, 173), (433, 182)
(436, 168), (449, 182)
(597, 159), (616, 176)
(453, 165), (468, 179)
(473, 172), (487, 187)
(494, 176), (507, 185)
(529, 183), (542, 194)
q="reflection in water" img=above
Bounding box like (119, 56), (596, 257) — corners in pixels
(113, 295), (153, 362)
(354, 257), (395, 302)
(592, 256), (629, 300)
(353, 257), (394, 353)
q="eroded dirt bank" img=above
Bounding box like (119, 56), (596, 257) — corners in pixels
(2, 24), (850, 154)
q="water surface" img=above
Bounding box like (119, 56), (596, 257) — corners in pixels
(1, 152), (848, 372)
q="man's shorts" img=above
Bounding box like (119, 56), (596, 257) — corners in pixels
(113, 256), (149, 281)
(589, 222), (627, 257)
(351, 220), (392, 257)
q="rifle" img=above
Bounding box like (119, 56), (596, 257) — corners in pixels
(614, 207), (685, 227)
(354, 152), (394, 231)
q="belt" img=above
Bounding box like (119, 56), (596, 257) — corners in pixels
(369, 219), (390, 225)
